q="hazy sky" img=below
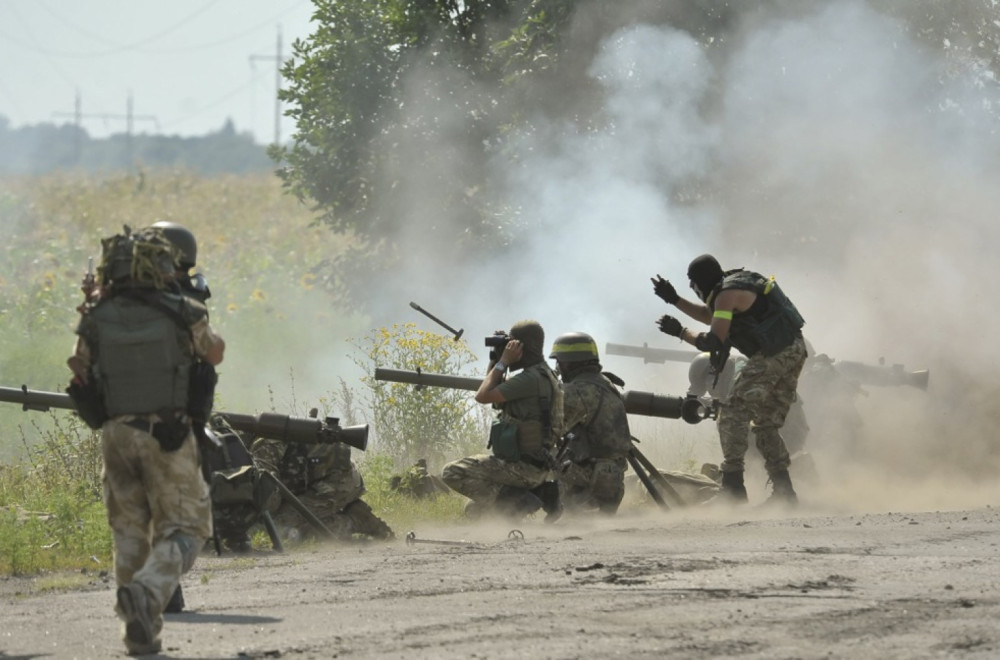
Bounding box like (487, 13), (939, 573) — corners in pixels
(0, 0), (315, 144)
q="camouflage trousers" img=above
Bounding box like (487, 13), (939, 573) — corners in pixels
(717, 336), (807, 476)
(441, 454), (549, 504)
(271, 465), (391, 540)
(559, 457), (627, 513)
(101, 418), (212, 649)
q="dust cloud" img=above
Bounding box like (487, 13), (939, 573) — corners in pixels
(352, 1), (1000, 513)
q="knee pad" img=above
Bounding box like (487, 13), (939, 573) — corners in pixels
(168, 531), (199, 573)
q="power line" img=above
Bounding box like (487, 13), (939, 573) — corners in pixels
(249, 26), (284, 145)
(52, 90), (159, 166)
(1, 0), (309, 58)
(159, 69), (267, 132)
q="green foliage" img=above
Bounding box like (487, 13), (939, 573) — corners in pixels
(270, 0), (580, 303)
(358, 453), (466, 532)
(347, 323), (488, 469)
(0, 423), (110, 575)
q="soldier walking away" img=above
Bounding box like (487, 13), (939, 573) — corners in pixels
(67, 225), (225, 655)
(442, 320), (564, 520)
(652, 254), (806, 507)
(549, 332), (632, 518)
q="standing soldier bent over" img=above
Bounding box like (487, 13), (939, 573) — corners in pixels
(68, 226), (225, 655)
(652, 254), (806, 506)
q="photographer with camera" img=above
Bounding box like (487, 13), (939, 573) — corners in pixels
(441, 320), (563, 520)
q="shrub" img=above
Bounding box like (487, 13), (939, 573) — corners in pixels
(347, 323), (490, 470)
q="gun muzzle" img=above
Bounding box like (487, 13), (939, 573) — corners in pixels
(335, 424), (369, 451)
(623, 391), (683, 420)
(622, 390), (714, 424)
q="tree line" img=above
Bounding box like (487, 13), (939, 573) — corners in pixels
(0, 116), (274, 176)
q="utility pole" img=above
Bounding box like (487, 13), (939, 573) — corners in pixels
(250, 24), (283, 146)
(53, 91), (159, 168)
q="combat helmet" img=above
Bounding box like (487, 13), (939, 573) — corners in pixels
(98, 225), (180, 289)
(152, 221), (197, 270)
(549, 332), (600, 363)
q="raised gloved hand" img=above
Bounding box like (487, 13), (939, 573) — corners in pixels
(657, 314), (684, 338)
(651, 275), (679, 305)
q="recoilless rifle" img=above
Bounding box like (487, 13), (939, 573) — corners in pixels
(605, 342), (930, 390)
(373, 367), (715, 509)
(0, 384), (369, 549)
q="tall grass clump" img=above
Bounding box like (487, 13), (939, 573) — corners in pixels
(0, 418), (110, 574)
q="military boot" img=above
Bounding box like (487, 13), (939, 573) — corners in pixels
(763, 470), (798, 507)
(494, 486), (543, 519)
(164, 584), (185, 614)
(704, 470), (748, 506)
(530, 481), (563, 523)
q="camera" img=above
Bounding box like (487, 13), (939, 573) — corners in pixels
(484, 331), (511, 362)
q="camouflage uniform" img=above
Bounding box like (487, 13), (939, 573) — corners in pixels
(559, 367), (632, 513)
(442, 361), (561, 511)
(73, 296), (219, 655)
(251, 437), (393, 541)
(717, 336), (808, 475)
(390, 459), (450, 498)
(689, 352), (810, 456)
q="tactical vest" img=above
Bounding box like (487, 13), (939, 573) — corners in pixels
(565, 371), (631, 461)
(499, 362), (564, 462)
(710, 269), (805, 357)
(82, 292), (197, 417)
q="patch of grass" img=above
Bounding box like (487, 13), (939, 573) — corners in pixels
(0, 422), (111, 575)
(35, 572), (95, 593)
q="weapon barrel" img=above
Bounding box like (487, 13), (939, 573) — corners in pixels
(622, 390), (684, 419)
(833, 361), (930, 390)
(216, 411), (368, 451)
(0, 385), (76, 412)
(374, 367), (481, 392)
(605, 342), (698, 365)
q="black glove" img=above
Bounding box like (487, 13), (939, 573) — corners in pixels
(651, 275), (679, 305)
(657, 314), (684, 338)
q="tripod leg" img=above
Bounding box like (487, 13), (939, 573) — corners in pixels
(260, 511), (284, 553)
(630, 445), (687, 508)
(261, 472), (338, 540)
(626, 451), (670, 511)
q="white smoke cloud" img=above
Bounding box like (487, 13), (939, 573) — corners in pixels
(467, 1), (1000, 505)
(332, 1), (1000, 506)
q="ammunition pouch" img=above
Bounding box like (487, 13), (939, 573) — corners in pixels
(211, 464), (258, 506)
(488, 419), (520, 462)
(66, 377), (108, 430)
(517, 420), (545, 459)
(126, 411), (190, 452)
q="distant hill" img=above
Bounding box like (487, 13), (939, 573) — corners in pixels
(0, 116), (274, 175)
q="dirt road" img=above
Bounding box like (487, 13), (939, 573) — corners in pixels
(3, 502), (999, 659)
